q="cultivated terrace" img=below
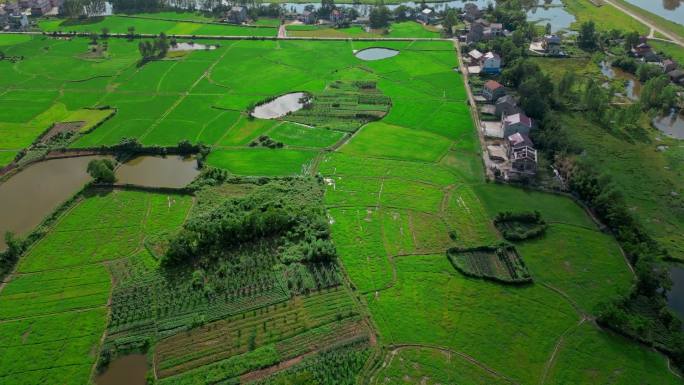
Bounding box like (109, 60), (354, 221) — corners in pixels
(0, 0), (683, 384)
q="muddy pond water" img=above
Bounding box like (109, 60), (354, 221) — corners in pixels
(115, 155), (200, 188)
(653, 110), (684, 139)
(251, 92), (308, 119)
(668, 265), (684, 321)
(95, 354), (148, 385)
(355, 47), (400, 61)
(600, 61), (641, 100)
(0, 155), (105, 250)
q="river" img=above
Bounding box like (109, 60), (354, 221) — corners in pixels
(623, 0), (684, 27)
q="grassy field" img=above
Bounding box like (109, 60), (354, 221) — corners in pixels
(0, 190), (192, 385)
(39, 16), (277, 36)
(373, 346), (511, 385)
(558, 113), (684, 260)
(286, 21), (440, 38)
(651, 40), (684, 63)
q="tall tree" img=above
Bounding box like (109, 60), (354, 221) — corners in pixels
(578, 21), (598, 51)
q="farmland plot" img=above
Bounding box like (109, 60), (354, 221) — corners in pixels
(0, 190), (192, 385)
(0, 34), (677, 385)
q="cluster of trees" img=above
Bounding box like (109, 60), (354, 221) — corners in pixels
(87, 159), (116, 184)
(138, 33), (170, 63)
(493, 211), (547, 241)
(163, 179), (336, 268)
(501, 60), (554, 120)
(0, 232), (25, 280)
(369, 5), (391, 29)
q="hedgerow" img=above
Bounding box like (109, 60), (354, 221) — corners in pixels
(493, 211), (548, 241)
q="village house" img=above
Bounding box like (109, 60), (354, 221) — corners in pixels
(481, 51), (501, 74)
(482, 80), (506, 102)
(506, 132), (537, 175)
(0, 6), (7, 27)
(417, 8), (434, 24)
(466, 19), (486, 43)
(542, 34), (561, 55)
(299, 10), (317, 25)
(29, 0), (50, 16)
(502, 112), (533, 137)
(662, 59), (678, 73)
(462, 3), (482, 22)
(226, 6), (247, 24)
(467, 49), (483, 65)
(495, 95), (520, 117)
(668, 69), (684, 85)
(330, 9), (344, 24)
(631, 42), (652, 58)
(487, 22), (503, 38)
(8, 11), (28, 30)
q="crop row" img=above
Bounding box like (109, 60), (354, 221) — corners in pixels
(154, 287), (358, 378)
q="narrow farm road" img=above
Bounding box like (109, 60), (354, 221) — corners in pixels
(453, 39), (493, 180)
(603, 0), (684, 47)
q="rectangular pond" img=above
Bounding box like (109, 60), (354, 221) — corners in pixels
(0, 156), (105, 250)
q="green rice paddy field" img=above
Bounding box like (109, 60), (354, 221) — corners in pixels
(0, 31), (680, 384)
(39, 15), (277, 36)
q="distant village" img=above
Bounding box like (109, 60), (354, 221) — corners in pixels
(457, 3), (684, 182)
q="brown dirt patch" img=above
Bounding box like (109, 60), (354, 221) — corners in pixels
(40, 121), (85, 143)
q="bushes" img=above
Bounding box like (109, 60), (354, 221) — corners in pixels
(87, 158), (116, 184)
(493, 211), (547, 241)
(163, 178), (337, 267)
(446, 245), (532, 284)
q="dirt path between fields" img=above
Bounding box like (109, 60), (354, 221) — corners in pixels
(372, 344), (520, 385)
(239, 353), (311, 383)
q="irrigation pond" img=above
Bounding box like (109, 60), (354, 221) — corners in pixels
(0, 156), (104, 250)
(355, 47), (400, 61)
(115, 155), (200, 188)
(251, 92), (308, 119)
(95, 354), (148, 385)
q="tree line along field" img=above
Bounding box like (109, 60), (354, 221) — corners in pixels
(0, 32), (681, 385)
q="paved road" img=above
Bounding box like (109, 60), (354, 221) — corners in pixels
(603, 0), (684, 47)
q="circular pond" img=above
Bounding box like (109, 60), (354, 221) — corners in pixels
(355, 48), (399, 61)
(251, 92), (308, 119)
